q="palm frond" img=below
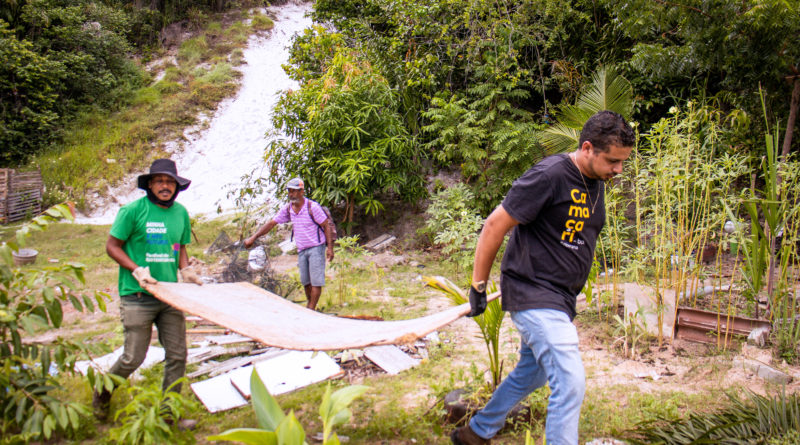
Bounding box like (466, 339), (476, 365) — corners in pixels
(624, 390), (800, 444)
(557, 104), (593, 128)
(577, 67), (634, 119)
(539, 66), (635, 154)
(540, 123), (581, 153)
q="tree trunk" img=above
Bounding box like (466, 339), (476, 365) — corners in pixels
(781, 77), (799, 159)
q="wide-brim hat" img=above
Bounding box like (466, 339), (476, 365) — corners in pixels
(137, 159), (191, 191)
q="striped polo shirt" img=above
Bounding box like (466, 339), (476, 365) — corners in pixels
(273, 199), (328, 252)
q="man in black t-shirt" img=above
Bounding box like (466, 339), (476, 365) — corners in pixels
(451, 111), (634, 445)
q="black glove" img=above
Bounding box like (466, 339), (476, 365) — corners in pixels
(467, 285), (487, 317)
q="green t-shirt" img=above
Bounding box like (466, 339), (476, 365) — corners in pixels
(110, 196), (192, 296)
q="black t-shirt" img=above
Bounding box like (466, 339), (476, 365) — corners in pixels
(500, 153), (605, 320)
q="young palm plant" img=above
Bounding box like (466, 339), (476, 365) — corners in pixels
(625, 390), (800, 444)
(538, 66), (634, 153)
(424, 276), (504, 389)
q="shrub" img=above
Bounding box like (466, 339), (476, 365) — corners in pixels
(423, 183), (484, 274)
(0, 204), (110, 441)
(178, 36), (209, 65)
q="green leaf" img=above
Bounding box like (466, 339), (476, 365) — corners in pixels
(323, 433), (342, 445)
(67, 405), (80, 428)
(208, 429), (278, 444)
(276, 411), (306, 445)
(41, 347), (51, 379)
(46, 299), (63, 328)
(57, 404), (69, 429)
(43, 414), (55, 439)
(250, 368), (285, 431)
(0, 244), (14, 267)
(328, 385), (369, 420)
(68, 293), (83, 311)
(95, 292), (108, 312)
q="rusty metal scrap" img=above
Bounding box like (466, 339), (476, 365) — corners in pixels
(675, 307), (771, 345)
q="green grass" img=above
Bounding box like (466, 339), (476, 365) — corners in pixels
(31, 12), (264, 210)
(11, 219), (796, 444)
(251, 13), (275, 31)
(177, 36), (209, 65)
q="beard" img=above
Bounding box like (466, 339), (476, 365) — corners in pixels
(146, 188), (178, 207)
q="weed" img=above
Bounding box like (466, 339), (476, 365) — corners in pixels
(107, 378), (199, 444)
(178, 36), (209, 65)
(422, 183), (484, 279)
(251, 13), (274, 31)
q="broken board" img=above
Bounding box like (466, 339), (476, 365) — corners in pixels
(190, 372), (249, 413)
(229, 350), (343, 398)
(190, 350), (343, 413)
(75, 346), (164, 377)
(143, 282), (499, 351)
(364, 345), (419, 375)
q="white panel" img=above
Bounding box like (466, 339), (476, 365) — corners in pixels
(229, 350), (343, 398)
(190, 373), (248, 413)
(364, 345), (419, 375)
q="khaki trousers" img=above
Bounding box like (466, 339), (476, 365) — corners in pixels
(109, 293), (187, 393)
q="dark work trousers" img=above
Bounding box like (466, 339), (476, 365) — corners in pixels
(109, 293), (187, 393)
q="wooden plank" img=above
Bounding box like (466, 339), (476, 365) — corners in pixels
(188, 349), (289, 379)
(204, 333), (254, 345)
(74, 346), (165, 377)
(364, 345), (419, 375)
(675, 307), (771, 344)
(2, 168), (41, 224)
(364, 233), (396, 251)
(187, 344), (254, 364)
(0, 169), (9, 224)
(144, 282), (499, 351)
(187, 328), (228, 334)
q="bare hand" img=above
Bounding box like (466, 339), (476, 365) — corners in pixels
(326, 246), (334, 261)
(244, 236), (255, 249)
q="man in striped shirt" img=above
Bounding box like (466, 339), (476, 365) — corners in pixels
(244, 177), (334, 310)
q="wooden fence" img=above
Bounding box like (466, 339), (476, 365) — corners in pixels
(0, 168), (43, 224)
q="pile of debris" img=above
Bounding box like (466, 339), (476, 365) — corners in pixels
(76, 314), (439, 413)
(205, 230), (298, 298)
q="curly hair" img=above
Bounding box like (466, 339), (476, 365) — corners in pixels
(579, 111), (635, 152)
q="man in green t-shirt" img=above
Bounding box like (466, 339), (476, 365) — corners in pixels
(93, 159), (202, 428)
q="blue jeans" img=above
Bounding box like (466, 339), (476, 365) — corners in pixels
(469, 309), (585, 445)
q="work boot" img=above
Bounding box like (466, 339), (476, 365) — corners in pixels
(451, 424), (491, 445)
(92, 389), (112, 422)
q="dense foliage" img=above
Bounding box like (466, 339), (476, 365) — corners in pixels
(272, 0), (800, 215)
(0, 0), (248, 167)
(269, 33), (426, 223)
